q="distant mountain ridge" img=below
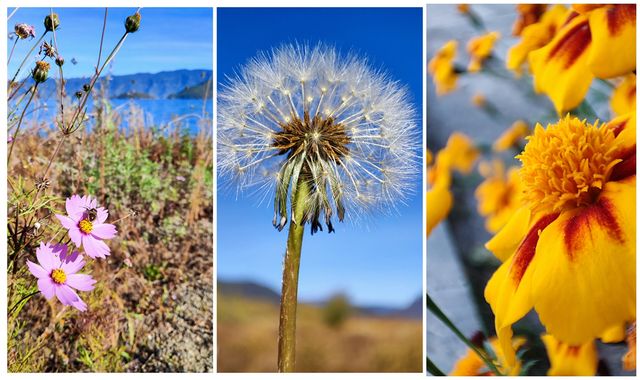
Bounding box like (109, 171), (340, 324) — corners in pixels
(218, 279), (422, 320)
(36, 69), (212, 100)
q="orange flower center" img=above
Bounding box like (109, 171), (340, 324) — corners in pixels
(51, 268), (66, 284)
(518, 116), (621, 214)
(79, 219), (93, 234)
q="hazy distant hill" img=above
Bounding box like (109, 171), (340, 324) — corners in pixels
(218, 279), (422, 320)
(168, 80), (212, 99)
(35, 69), (212, 100)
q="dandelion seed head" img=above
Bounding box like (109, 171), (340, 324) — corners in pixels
(219, 43), (419, 233)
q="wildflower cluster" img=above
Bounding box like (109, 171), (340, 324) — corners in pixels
(427, 4), (636, 376)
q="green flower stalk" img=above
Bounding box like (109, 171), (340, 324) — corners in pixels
(218, 44), (419, 372)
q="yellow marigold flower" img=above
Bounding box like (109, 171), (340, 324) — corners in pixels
(426, 175), (453, 237)
(438, 132), (479, 174)
(623, 322), (636, 371)
(428, 40), (459, 95)
(542, 334), (597, 376)
(529, 5), (636, 113)
(467, 31), (500, 73)
(426, 148), (433, 166)
(475, 160), (523, 233)
(457, 4), (470, 14)
(471, 93), (486, 108)
(507, 5), (568, 75)
(611, 74), (636, 116)
(484, 115), (636, 366)
(450, 336), (525, 375)
(493, 120), (530, 152)
(512, 4), (547, 36)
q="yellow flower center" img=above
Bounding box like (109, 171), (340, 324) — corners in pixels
(51, 268), (66, 284)
(79, 219), (93, 233)
(518, 116), (621, 214)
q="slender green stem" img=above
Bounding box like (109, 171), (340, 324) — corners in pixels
(8, 83), (38, 163)
(9, 290), (39, 314)
(277, 179), (309, 372)
(8, 38), (19, 65)
(9, 32), (47, 87)
(426, 294), (503, 376)
(427, 357), (446, 376)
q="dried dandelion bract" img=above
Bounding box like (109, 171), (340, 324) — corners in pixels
(218, 44), (419, 233)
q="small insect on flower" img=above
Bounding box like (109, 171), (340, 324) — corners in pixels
(27, 242), (96, 312)
(218, 44), (419, 234)
(55, 195), (117, 259)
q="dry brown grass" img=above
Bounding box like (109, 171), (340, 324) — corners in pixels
(217, 294), (423, 372)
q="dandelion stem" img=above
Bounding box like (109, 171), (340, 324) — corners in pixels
(8, 83), (38, 163)
(277, 178), (309, 372)
(426, 294), (503, 376)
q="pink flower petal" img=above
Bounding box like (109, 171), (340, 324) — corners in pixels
(55, 284), (82, 306)
(60, 251), (85, 274)
(68, 226), (83, 247)
(82, 235), (110, 259)
(91, 223), (117, 240)
(26, 260), (48, 279)
(56, 214), (78, 229)
(37, 277), (55, 300)
(72, 298), (88, 312)
(96, 207), (109, 224)
(35, 243), (55, 271)
(66, 195), (85, 220)
(66, 273), (96, 291)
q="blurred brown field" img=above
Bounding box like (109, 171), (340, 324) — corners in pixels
(217, 294), (423, 373)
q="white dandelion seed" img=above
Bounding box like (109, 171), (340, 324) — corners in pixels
(218, 43), (420, 234)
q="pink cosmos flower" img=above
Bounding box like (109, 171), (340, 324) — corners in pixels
(27, 242), (96, 312)
(55, 195), (117, 259)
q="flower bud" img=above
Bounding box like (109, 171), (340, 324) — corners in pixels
(83, 83), (91, 92)
(55, 55), (65, 67)
(44, 13), (60, 32)
(125, 12), (141, 33)
(74, 91), (83, 99)
(32, 61), (50, 83)
(15, 23), (36, 39)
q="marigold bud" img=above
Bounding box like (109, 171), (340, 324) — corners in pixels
(125, 12), (141, 33)
(55, 55), (65, 67)
(44, 13), (60, 32)
(74, 91), (83, 99)
(83, 83), (91, 92)
(32, 61), (50, 83)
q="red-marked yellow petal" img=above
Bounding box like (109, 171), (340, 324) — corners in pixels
(485, 206), (531, 262)
(529, 13), (594, 113)
(588, 5), (636, 78)
(611, 74), (636, 116)
(531, 177), (636, 345)
(507, 5), (569, 75)
(485, 213), (559, 366)
(542, 334), (598, 376)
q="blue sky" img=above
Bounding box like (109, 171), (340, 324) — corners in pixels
(217, 8), (423, 308)
(7, 8), (213, 79)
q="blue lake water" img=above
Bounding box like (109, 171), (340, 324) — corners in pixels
(20, 98), (212, 135)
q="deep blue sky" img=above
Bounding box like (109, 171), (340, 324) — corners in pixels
(8, 8), (213, 79)
(217, 8), (423, 308)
